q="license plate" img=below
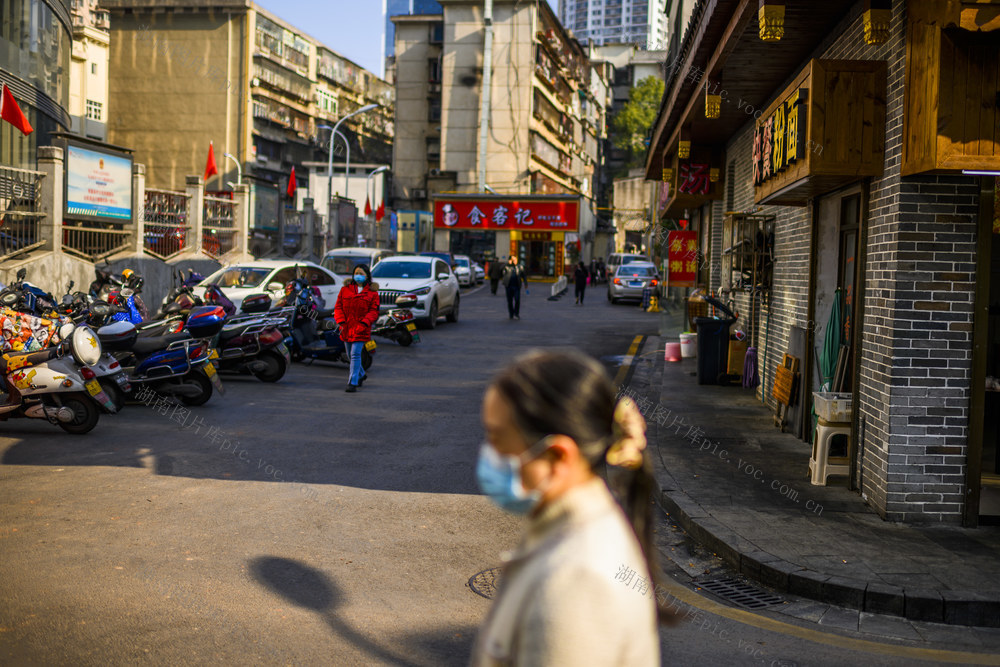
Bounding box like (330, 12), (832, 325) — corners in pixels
(364, 340), (377, 352)
(209, 349), (219, 360)
(114, 373), (130, 387)
(629, 281), (643, 287)
(276, 342), (291, 363)
(203, 363), (225, 395)
(406, 323), (417, 331)
(85, 379), (117, 413)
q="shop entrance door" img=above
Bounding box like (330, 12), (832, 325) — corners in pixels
(968, 177), (1000, 526)
(519, 241), (556, 278)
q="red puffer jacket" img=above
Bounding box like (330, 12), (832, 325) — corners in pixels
(334, 280), (381, 343)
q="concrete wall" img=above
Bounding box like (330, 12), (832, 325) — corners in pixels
(108, 10), (247, 190)
(0, 251), (222, 318)
(394, 19), (436, 203)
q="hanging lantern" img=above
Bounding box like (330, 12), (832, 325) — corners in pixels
(705, 86), (721, 119)
(710, 168), (720, 182)
(661, 167), (674, 183)
(863, 0), (891, 45)
(678, 140), (691, 159)
(758, 0), (785, 42)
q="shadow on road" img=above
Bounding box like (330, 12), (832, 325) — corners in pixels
(250, 556), (475, 666)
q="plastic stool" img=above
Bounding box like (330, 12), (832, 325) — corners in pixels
(809, 417), (852, 485)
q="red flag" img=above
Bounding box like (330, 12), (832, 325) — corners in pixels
(1, 84), (33, 136)
(364, 196), (372, 217)
(376, 201), (385, 222)
(286, 166), (297, 199)
(203, 142), (218, 182)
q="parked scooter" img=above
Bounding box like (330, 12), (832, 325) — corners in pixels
(97, 306), (226, 406)
(280, 279), (375, 369)
(0, 315), (108, 434)
(372, 293), (420, 347)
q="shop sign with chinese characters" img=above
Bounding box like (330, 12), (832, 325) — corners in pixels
(753, 59), (886, 206)
(433, 197), (579, 231)
(752, 87), (807, 187)
(667, 230), (698, 287)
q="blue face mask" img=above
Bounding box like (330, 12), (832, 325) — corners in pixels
(476, 437), (552, 515)
(354, 274), (367, 284)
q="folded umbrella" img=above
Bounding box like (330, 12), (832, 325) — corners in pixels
(743, 346), (760, 389)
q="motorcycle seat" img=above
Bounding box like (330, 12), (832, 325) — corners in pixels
(316, 308), (335, 319)
(130, 332), (192, 357)
(0, 347), (58, 373)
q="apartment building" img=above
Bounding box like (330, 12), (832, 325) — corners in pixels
(68, 0), (111, 141)
(392, 0), (607, 274)
(558, 0), (668, 50)
(102, 0), (393, 222)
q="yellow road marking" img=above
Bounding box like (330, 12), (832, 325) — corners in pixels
(658, 575), (1000, 665)
(614, 335), (644, 387)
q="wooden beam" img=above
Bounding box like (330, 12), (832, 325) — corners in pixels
(645, 0), (721, 177)
(662, 0), (757, 165)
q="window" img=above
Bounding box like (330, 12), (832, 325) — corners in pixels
(434, 260), (448, 276)
(85, 99), (102, 121)
(91, 63), (97, 74)
(428, 58), (441, 83)
(307, 269), (335, 286)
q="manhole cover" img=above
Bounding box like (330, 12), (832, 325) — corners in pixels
(696, 577), (785, 609)
(468, 567), (503, 599)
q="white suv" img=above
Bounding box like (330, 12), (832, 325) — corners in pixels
(370, 255), (460, 329)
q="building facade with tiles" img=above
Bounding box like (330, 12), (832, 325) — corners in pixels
(645, 0), (999, 526)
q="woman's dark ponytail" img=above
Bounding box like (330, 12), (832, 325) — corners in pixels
(492, 349), (676, 625)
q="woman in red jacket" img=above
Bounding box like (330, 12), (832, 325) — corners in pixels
(333, 264), (380, 392)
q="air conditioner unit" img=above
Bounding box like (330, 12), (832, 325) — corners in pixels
(429, 168), (442, 177)
(412, 188), (427, 199)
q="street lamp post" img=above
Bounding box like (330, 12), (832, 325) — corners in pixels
(366, 165), (389, 248)
(322, 103), (378, 247)
(318, 124), (350, 245)
(222, 152), (242, 189)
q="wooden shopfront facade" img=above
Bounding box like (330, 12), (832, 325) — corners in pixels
(645, 0), (1000, 526)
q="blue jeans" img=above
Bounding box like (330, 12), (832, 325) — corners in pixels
(349, 342), (367, 386)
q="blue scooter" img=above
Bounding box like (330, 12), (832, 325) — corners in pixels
(280, 279), (374, 370)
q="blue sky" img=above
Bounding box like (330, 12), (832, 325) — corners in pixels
(254, 0), (558, 78)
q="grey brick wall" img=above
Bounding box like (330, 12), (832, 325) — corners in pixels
(715, 0), (980, 523)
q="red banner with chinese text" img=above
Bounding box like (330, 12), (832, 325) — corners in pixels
(667, 230), (698, 287)
(433, 198), (579, 231)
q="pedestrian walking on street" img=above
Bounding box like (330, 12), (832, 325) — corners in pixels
(488, 258), (505, 295)
(471, 349), (669, 666)
(574, 261), (589, 305)
(501, 256), (526, 320)
(333, 264), (380, 393)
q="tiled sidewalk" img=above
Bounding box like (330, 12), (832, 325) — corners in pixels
(637, 326), (1000, 629)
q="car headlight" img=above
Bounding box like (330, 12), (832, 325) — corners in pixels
(410, 286), (431, 296)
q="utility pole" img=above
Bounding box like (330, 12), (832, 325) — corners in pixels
(477, 0), (494, 192)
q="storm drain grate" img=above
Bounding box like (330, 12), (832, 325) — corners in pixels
(696, 577), (785, 609)
(468, 567), (503, 599)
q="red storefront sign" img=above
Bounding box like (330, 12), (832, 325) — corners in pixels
(667, 230), (698, 287)
(433, 198), (579, 231)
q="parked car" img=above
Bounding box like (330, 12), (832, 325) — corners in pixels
(371, 255), (460, 329)
(419, 251), (455, 268)
(472, 261), (485, 284)
(199, 260), (341, 311)
(608, 262), (659, 304)
(321, 247), (395, 279)
(606, 252), (652, 276)
(453, 254), (475, 287)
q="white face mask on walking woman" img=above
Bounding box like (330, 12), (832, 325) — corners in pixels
(475, 437), (554, 515)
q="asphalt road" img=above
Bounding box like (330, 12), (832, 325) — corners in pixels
(2, 282), (998, 666)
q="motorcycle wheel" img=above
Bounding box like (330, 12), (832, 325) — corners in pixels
(179, 370), (213, 406)
(99, 380), (126, 413)
(55, 393), (101, 435)
(252, 350), (287, 383)
(397, 329), (413, 347)
(361, 347), (373, 370)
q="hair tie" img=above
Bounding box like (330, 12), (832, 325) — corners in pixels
(605, 397), (647, 469)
